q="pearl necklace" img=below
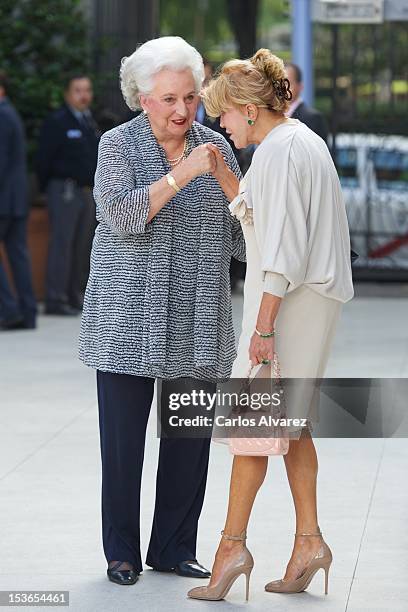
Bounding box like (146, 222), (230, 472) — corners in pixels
(167, 136), (188, 168)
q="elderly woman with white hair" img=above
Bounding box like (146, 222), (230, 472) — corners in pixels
(78, 36), (245, 586)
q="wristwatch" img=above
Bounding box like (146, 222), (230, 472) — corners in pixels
(166, 173), (181, 193)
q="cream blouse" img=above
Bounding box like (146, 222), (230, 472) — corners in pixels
(230, 119), (354, 303)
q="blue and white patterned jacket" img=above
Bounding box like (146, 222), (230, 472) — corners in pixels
(78, 112), (246, 381)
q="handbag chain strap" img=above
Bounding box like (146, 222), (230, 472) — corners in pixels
(245, 354), (286, 417)
(246, 352), (281, 382)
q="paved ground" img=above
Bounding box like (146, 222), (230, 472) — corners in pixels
(0, 284), (407, 611)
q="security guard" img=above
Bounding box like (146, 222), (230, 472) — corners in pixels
(36, 74), (100, 315)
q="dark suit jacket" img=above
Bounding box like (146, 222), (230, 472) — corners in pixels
(0, 98), (28, 217)
(36, 104), (100, 191)
(292, 101), (328, 144)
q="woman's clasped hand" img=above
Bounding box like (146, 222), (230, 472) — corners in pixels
(182, 143), (224, 178)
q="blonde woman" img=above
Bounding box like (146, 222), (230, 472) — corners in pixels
(187, 49), (354, 601)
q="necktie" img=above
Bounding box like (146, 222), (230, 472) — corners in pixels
(79, 112), (101, 137)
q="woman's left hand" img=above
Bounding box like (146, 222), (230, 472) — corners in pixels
(249, 332), (274, 366)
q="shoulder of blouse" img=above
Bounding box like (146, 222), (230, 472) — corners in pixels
(250, 122), (313, 181)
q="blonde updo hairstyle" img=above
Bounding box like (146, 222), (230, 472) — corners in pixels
(203, 48), (292, 118)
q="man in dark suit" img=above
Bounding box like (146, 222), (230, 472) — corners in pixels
(0, 71), (37, 331)
(36, 74), (100, 315)
(285, 63), (329, 144)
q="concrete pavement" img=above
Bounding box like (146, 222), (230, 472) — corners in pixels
(0, 284), (407, 611)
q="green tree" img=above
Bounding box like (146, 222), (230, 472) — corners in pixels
(0, 0), (90, 160)
(160, 0), (233, 60)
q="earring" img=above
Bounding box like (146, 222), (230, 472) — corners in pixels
(247, 118), (255, 126)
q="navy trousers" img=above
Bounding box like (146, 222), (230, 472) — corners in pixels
(0, 215), (37, 325)
(96, 370), (213, 574)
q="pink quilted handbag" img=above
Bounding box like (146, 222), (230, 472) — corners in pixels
(229, 354), (289, 456)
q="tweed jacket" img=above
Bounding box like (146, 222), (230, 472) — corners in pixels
(78, 112), (246, 381)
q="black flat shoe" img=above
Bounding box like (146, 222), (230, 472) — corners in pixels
(45, 303), (79, 316)
(107, 561), (139, 585)
(0, 316), (36, 330)
(174, 560), (211, 578)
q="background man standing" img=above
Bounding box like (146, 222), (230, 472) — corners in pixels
(36, 75), (100, 315)
(285, 62), (329, 144)
(0, 70), (37, 331)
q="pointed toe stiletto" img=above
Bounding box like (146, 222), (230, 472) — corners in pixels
(187, 530), (254, 602)
(265, 527), (332, 595)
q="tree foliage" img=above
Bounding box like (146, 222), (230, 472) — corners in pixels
(0, 0), (90, 157)
(159, 0), (234, 59)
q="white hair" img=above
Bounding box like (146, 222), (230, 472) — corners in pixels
(120, 36), (205, 111)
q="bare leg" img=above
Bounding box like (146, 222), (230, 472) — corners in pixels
(208, 455), (267, 585)
(281, 429), (323, 581)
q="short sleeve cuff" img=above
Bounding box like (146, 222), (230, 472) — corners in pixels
(263, 271), (289, 298)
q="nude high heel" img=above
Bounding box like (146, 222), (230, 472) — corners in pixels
(265, 526), (332, 595)
(187, 530), (254, 602)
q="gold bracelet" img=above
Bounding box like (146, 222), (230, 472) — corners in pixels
(166, 172), (181, 193)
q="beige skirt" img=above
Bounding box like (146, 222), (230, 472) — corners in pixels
(230, 222), (343, 440)
(232, 283), (342, 379)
